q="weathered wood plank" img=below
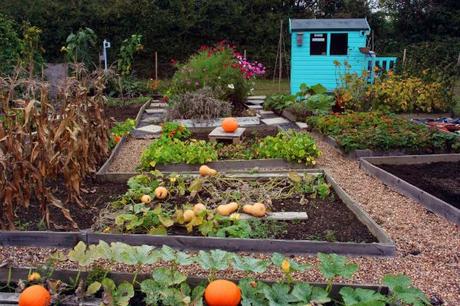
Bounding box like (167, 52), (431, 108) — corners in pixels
(360, 157), (460, 225)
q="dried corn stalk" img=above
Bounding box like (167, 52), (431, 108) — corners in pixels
(0, 66), (110, 229)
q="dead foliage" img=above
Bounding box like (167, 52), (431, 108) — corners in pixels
(0, 65), (110, 230)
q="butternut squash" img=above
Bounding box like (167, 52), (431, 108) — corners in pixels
(183, 209), (195, 222)
(242, 202), (266, 217)
(216, 202), (239, 216)
(193, 203), (207, 214)
(199, 165), (217, 177)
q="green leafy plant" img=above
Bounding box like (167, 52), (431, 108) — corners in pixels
(264, 94), (295, 112)
(61, 27), (97, 65)
(161, 122), (192, 140)
(256, 131), (321, 165)
(318, 253), (358, 293)
(140, 138), (218, 168)
(101, 278), (134, 306)
(60, 241), (429, 306)
(383, 274), (431, 306)
(307, 112), (460, 154)
(117, 34), (143, 76)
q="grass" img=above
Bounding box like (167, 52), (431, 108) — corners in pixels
(252, 79), (290, 96)
(106, 96), (151, 107)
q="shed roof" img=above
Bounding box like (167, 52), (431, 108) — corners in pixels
(290, 18), (370, 32)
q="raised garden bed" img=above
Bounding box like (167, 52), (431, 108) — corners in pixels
(307, 112), (460, 159)
(360, 154), (460, 225)
(97, 125), (317, 183)
(0, 267), (391, 306)
(0, 171), (395, 256)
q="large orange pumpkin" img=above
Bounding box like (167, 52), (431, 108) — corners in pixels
(204, 279), (241, 306)
(18, 285), (51, 306)
(221, 117), (239, 133)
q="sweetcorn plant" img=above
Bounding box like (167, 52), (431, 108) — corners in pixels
(256, 131), (321, 165)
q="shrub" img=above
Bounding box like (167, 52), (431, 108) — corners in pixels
(368, 74), (449, 112)
(161, 122), (192, 140)
(166, 87), (232, 120)
(169, 43), (264, 105)
(0, 14), (22, 75)
(307, 112), (460, 153)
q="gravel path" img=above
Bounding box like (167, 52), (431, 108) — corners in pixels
(108, 137), (153, 172)
(1, 133), (459, 304)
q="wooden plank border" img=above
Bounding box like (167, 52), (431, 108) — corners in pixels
(0, 172), (395, 257)
(95, 100), (151, 179)
(96, 159), (313, 183)
(360, 154), (460, 225)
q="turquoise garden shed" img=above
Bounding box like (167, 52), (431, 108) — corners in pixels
(289, 18), (397, 92)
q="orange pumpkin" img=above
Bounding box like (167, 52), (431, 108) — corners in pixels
(18, 285), (51, 306)
(204, 280), (241, 306)
(221, 118), (239, 133)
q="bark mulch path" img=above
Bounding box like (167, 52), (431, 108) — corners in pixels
(1, 133), (459, 304)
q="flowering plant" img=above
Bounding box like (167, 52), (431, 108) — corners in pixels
(169, 41), (265, 105)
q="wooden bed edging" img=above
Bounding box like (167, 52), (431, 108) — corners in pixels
(95, 100), (151, 179)
(96, 159), (312, 183)
(359, 155), (460, 225)
(0, 267), (389, 299)
(0, 172), (395, 257)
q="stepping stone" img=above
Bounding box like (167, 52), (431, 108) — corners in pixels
(145, 108), (166, 114)
(261, 117), (290, 126)
(176, 116), (260, 128)
(209, 127), (246, 144)
(149, 102), (168, 108)
(135, 124), (162, 134)
(247, 95), (266, 100)
(247, 104), (263, 110)
(140, 116), (163, 125)
(296, 122), (308, 130)
(246, 99), (264, 105)
(258, 110), (274, 115)
(277, 122), (300, 131)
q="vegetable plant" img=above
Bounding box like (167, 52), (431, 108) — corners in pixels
(52, 241), (431, 306)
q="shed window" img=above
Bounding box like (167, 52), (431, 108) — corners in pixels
(310, 33), (327, 55)
(330, 33), (348, 55)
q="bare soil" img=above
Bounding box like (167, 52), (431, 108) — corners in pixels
(14, 177), (127, 231)
(379, 161), (460, 209)
(13, 175), (376, 243)
(105, 104), (141, 122)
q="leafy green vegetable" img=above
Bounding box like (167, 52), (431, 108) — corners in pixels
(383, 274), (430, 306)
(340, 287), (386, 306)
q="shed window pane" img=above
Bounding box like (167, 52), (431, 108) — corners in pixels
(330, 33), (348, 55)
(310, 33), (327, 55)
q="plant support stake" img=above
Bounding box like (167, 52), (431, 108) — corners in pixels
(103, 39), (111, 72)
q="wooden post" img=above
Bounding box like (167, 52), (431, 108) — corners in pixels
(155, 51), (158, 81)
(457, 52), (460, 66)
(278, 20), (283, 91)
(402, 48), (407, 68)
(243, 49), (247, 59)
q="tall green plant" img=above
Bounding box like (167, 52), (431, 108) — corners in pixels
(117, 34), (143, 76)
(62, 27), (97, 65)
(0, 14), (21, 75)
